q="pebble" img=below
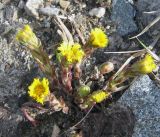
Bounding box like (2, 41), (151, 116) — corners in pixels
(59, 0), (70, 10)
(39, 6), (60, 16)
(89, 7), (106, 18)
(24, 0), (43, 19)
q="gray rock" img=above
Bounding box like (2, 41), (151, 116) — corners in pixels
(111, 0), (138, 36)
(24, 0), (43, 19)
(82, 104), (135, 137)
(39, 6), (60, 16)
(0, 106), (23, 137)
(89, 7), (106, 18)
(118, 75), (160, 137)
(136, 0), (160, 36)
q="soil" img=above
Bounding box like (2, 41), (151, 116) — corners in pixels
(0, 0), (159, 137)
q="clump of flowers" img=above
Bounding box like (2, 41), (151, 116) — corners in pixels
(16, 21), (158, 127)
(16, 25), (39, 49)
(16, 24), (56, 79)
(57, 42), (84, 65)
(28, 78), (50, 104)
(88, 28), (109, 48)
(108, 54), (157, 91)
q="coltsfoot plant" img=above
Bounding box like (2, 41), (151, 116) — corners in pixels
(16, 19), (157, 126)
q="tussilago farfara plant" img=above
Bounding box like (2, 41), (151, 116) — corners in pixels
(16, 19), (157, 125)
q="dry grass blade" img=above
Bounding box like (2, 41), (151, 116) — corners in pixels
(112, 50), (146, 80)
(143, 10), (160, 14)
(136, 38), (160, 61)
(57, 29), (68, 43)
(70, 105), (94, 129)
(150, 72), (160, 84)
(71, 20), (86, 45)
(148, 34), (160, 49)
(112, 85), (129, 93)
(104, 34), (160, 54)
(54, 16), (74, 45)
(103, 51), (145, 91)
(129, 15), (160, 39)
(58, 105), (94, 137)
(104, 49), (145, 54)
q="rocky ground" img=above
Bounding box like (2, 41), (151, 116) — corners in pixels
(0, 0), (160, 137)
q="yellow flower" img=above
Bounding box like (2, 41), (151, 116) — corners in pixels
(57, 42), (84, 64)
(16, 25), (39, 48)
(90, 90), (110, 103)
(131, 54), (157, 74)
(88, 28), (109, 48)
(28, 78), (50, 104)
(71, 43), (85, 62)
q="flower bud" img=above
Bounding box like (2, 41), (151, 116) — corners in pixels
(90, 90), (110, 103)
(99, 62), (114, 74)
(78, 85), (91, 97)
(131, 54), (157, 74)
(16, 25), (39, 49)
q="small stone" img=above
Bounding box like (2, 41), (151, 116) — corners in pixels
(18, 0), (25, 9)
(59, 0), (70, 10)
(99, 62), (114, 74)
(118, 75), (160, 137)
(51, 124), (60, 137)
(0, 2), (4, 10)
(39, 6), (60, 16)
(111, 0), (137, 36)
(89, 7), (106, 18)
(24, 0), (43, 19)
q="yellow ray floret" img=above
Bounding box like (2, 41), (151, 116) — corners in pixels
(16, 25), (39, 48)
(89, 28), (109, 48)
(57, 42), (85, 64)
(28, 78), (50, 104)
(90, 90), (110, 103)
(131, 54), (157, 74)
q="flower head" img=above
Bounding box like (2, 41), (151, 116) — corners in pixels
(131, 54), (157, 74)
(16, 25), (39, 48)
(90, 90), (110, 103)
(57, 42), (84, 65)
(28, 78), (50, 104)
(88, 28), (108, 48)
